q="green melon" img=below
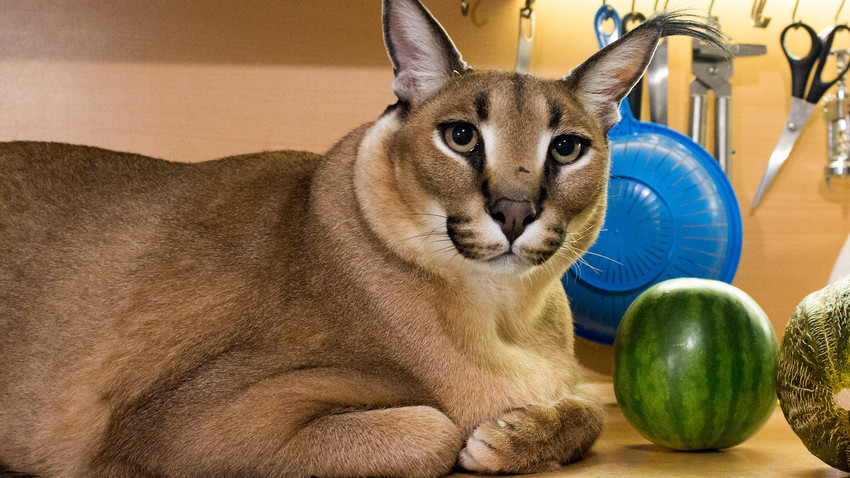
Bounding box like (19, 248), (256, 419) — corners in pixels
(776, 275), (850, 471)
(613, 278), (778, 451)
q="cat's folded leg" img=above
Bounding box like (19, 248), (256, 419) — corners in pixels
(278, 405), (462, 478)
(93, 371), (462, 478)
(458, 390), (604, 474)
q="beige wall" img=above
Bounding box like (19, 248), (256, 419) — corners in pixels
(2, 1), (849, 375)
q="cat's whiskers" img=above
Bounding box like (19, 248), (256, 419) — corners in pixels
(404, 227), (444, 241)
(408, 212), (448, 220)
(576, 256), (603, 274)
(582, 250), (622, 266)
(565, 225), (599, 245)
(402, 222), (450, 254)
(435, 242), (461, 256)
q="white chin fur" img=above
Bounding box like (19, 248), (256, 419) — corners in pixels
(479, 253), (536, 275)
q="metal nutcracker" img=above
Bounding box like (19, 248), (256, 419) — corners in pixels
(824, 49), (850, 188)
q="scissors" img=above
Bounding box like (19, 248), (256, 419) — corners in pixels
(752, 22), (850, 207)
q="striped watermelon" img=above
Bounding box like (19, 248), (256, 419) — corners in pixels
(776, 276), (850, 471)
(613, 278), (778, 450)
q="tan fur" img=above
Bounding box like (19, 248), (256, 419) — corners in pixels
(0, 1), (719, 476)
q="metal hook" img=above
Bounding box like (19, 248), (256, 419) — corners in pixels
(708, 0), (715, 16)
(461, 0), (469, 16)
(631, 0), (637, 14)
(750, 0), (771, 27)
(837, 0), (847, 24)
(792, 0), (801, 23)
(520, 0), (535, 18)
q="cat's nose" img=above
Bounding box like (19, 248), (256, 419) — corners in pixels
(489, 198), (537, 243)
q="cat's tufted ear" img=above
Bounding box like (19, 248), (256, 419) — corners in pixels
(383, 0), (468, 104)
(563, 11), (727, 132)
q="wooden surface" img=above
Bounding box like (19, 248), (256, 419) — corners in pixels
(452, 395), (847, 478)
(1, 1), (849, 372)
(0, 395), (840, 477)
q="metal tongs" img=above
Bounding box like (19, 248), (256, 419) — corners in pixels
(689, 17), (766, 180)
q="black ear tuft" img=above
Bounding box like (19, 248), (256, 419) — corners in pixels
(382, 0), (468, 103)
(650, 10), (731, 53)
(563, 10), (730, 131)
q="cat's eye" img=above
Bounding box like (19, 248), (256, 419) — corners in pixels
(549, 135), (587, 165)
(443, 122), (479, 154)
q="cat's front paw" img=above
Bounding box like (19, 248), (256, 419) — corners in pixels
(458, 400), (603, 474)
(458, 407), (560, 474)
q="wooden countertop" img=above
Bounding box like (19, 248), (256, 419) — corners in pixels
(0, 391), (842, 477)
(452, 387), (847, 477)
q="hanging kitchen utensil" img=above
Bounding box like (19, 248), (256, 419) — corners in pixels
(622, 2), (647, 118)
(689, 17), (766, 180)
(752, 20), (850, 207)
(646, 38), (669, 125)
(646, 0), (670, 125)
(751, 0), (771, 28)
(515, 0), (535, 73)
(824, 49), (850, 187)
(561, 5), (743, 345)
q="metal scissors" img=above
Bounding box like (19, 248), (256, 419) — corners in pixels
(752, 22), (850, 207)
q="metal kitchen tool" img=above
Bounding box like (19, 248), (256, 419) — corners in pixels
(646, 37), (669, 125)
(751, 0), (771, 28)
(824, 49), (850, 187)
(515, 0), (535, 73)
(689, 17), (766, 180)
(622, 4), (646, 118)
(646, 0), (670, 125)
(561, 5), (743, 345)
(752, 22), (850, 207)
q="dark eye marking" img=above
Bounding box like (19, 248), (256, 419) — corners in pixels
(512, 74), (526, 112)
(474, 92), (489, 121)
(548, 99), (562, 130)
